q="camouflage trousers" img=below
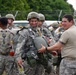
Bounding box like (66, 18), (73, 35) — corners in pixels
(0, 55), (19, 75)
(59, 58), (76, 75)
(23, 60), (45, 75)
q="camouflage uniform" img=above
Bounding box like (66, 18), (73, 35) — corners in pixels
(0, 28), (19, 75)
(38, 13), (56, 46)
(5, 14), (20, 34)
(59, 18), (76, 75)
(13, 27), (27, 50)
(15, 12), (46, 75)
(16, 27), (46, 75)
(5, 14), (20, 51)
(38, 13), (56, 75)
(60, 58), (76, 75)
(40, 26), (56, 46)
(0, 17), (19, 75)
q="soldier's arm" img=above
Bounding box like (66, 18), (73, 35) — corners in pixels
(15, 29), (29, 60)
(9, 31), (14, 50)
(38, 41), (63, 53)
(43, 27), (53, 38)
(43, 28), (56, 45)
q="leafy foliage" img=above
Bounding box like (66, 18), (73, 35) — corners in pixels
(0, 0), (74, 20)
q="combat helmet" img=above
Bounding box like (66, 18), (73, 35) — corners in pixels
(5, 14), (15, 21)
(27, 12), (39, 21)
(38, 13), (45, 21)
(52, 22), (59, 28)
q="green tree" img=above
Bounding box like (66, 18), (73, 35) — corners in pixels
(0, 0), (30, 19)
(0, 0), (74, 20)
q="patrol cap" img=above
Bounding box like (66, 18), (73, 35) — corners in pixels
(38, 13), (45, 21)
(0, 17), (8, 26)
(5, 14), (15, 21)
(27, 12), (39, 21)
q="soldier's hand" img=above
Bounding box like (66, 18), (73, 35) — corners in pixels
(38, 44), (46, 53)
(51, 51), (58, 56)
(17, 59), (23, 67)
(45, 36), (52, 44)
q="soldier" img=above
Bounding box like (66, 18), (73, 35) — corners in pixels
(38, 14), (76, 75)
(15, 11), (51, 75)
(55, 23), (65, 39)
(50, 22), (59, 42)
(5, 14), (21, 51)
(0, 17), (19, 75)
(38, 13), (56, 46)
(5, 14), (20, 34)
(38, 13), (57, 75)
(53, 23), (65, 74)
(49, 22), (64, 75)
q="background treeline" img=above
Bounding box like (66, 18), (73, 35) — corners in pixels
(0, 0), (74, 20)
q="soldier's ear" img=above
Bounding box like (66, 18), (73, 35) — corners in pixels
(0, 22), (3, 28)
(0, 22), (3, 27)
(0, 22), (1, 26)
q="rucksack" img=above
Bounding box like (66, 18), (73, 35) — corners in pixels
(0, 29), (13, 54)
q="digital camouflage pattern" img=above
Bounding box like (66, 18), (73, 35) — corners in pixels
(60, 58), (76, 75)
(0, 29), (19, 75)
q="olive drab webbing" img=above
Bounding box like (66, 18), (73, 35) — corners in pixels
(0, 29), (13, 54)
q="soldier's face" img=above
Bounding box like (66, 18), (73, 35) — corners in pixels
(38, 21), (43, 27)
(29, 18), (38, 27)
(8, 18), (14, 25)
(61, 18), (72, 30)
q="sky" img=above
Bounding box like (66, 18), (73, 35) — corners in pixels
(67, 0), (76, 10)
